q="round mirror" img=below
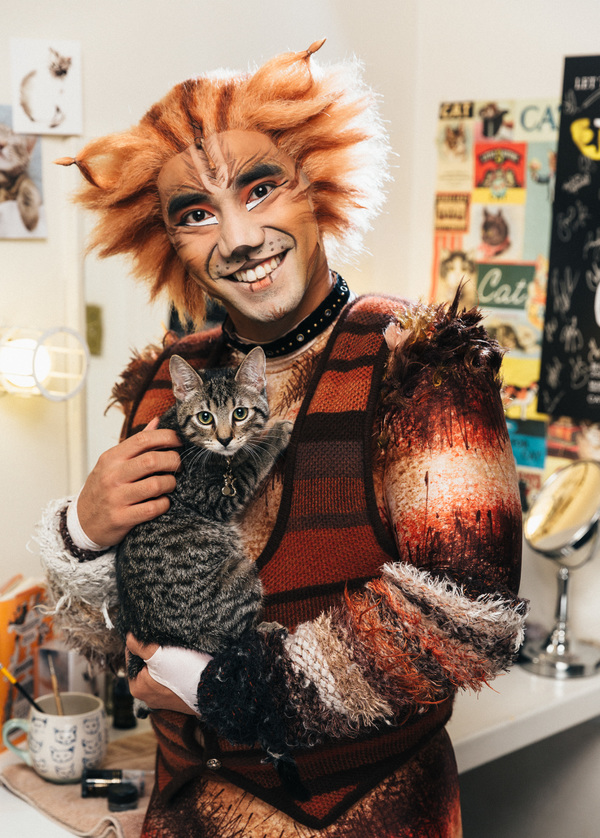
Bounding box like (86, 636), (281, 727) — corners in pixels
(524, 459), (600, 564)
(520, 459), (600, 678)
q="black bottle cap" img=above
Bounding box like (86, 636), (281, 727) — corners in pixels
(107, 781), (139, 811)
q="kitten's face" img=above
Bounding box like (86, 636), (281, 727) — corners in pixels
(170, 347), (269, 456)
(0, 124), (36, 175)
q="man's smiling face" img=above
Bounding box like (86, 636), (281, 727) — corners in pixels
(158, 130), (331, 342)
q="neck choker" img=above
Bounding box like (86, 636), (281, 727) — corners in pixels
(222, 273), (350, 358)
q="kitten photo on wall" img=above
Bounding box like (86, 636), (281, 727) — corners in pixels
(10, 38), (83, 136)
(0, 105), (46, 239)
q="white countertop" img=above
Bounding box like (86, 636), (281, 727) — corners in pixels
(448, 663), (600, 773)
(3, 664), (600, 833)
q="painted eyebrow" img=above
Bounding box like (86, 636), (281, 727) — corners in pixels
(166, 191), (211, 218)
(234, 162), (286, 190)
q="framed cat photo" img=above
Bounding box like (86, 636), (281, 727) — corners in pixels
(0, 105), (47, 239)
(10, 38), (83, 136)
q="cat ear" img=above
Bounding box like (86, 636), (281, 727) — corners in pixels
(169, 354), (202, 401)
(235, 346), (266, 390)
(24, 135), (37, 156)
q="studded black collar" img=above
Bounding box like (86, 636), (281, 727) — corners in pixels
(221, 273), (350, 358)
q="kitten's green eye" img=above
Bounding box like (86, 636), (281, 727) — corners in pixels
(196, 411), (214, 425)
(233, 407), (249, 422)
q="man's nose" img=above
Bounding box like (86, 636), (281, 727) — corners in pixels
(217, 207), (265, 259)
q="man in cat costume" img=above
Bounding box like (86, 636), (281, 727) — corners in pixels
(40, 40), (526, 837)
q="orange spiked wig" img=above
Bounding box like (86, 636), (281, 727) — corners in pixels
(57, 40), (390, 323)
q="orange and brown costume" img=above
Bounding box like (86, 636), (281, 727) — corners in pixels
(38, 293), (525, 836)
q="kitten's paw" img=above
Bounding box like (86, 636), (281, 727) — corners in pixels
(272, 420), (293, 448)
(134, 698), (151, 719)
(257, 620), (287, 636)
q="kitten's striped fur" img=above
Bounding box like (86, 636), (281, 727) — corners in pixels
(116, 346), (291, 679)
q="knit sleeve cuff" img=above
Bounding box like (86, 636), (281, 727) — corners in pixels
(59, 505), (111, 562)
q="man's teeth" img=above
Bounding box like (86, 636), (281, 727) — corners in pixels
(233, 254), (283, 283)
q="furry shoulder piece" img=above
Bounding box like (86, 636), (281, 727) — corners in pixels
(382, 294), (504, 402)
(379, 295), (508, 444)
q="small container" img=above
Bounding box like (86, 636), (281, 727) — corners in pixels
(81, 768), (147, 797)
(112, 673), (137, 729)
(108, 781), (139, 812)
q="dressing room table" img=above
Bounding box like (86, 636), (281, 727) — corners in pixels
(2, 666), (600, 834)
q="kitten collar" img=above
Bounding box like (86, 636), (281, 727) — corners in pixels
(222, 460), (237, 497)
(222, 273), (350, 358)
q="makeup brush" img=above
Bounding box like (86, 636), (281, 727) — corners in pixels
(0, 661), (44, 713)
(46, 653), (64, 715)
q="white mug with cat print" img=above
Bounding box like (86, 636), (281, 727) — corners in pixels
(2, 692), (108, 783)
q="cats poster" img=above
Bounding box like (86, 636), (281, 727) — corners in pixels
(430, 99), (560, 505)
(0, 105), (47, 239)
(10, 38), (82, 136)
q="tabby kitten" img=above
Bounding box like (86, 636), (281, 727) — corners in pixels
(116, 346), (291, 675)
(0, 123), (41, 231)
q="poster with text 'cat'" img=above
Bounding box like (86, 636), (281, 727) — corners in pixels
(0, 105), (46, 239)
(10, 39), (82, 136)
(430, 99), (559, 506)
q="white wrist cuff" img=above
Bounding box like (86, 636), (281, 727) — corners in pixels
(67, 489), (105, 552)
(145, 646), (213, 714)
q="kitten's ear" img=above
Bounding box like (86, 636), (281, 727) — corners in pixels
(235, 346), (266, 390)
(169, 354), (202, 401)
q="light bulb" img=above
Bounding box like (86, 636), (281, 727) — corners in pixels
(0, 338), (52, 390)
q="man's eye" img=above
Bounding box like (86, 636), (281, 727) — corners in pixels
(246, 183), (275, 210)
(196, 411), (214, 425)
(180, 209), (217, 227)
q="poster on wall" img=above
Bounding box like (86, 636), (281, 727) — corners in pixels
(9, 38), (83, 136)
(430, 99), (559, 506)
(0, 105), (47, 239)
(538, 55), (600, 423)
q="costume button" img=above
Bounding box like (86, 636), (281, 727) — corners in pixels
(206, 758), (221, 770)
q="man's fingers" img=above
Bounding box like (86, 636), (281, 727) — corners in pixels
(122, 449), (181, 484)
(125, 427), (182, 459)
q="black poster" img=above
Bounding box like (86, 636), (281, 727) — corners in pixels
(538, 56), (600, 420)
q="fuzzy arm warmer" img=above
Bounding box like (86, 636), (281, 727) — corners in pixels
(35, 497), (124, 670)
(197, 562), (527, 749)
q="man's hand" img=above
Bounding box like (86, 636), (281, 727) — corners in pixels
(126, 634), (197, 715)
(77, 417), (182, 547)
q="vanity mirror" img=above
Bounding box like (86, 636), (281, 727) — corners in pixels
(520, 459), (600, 678)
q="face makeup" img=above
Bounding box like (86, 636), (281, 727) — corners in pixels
(158, 130), (332, 343)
